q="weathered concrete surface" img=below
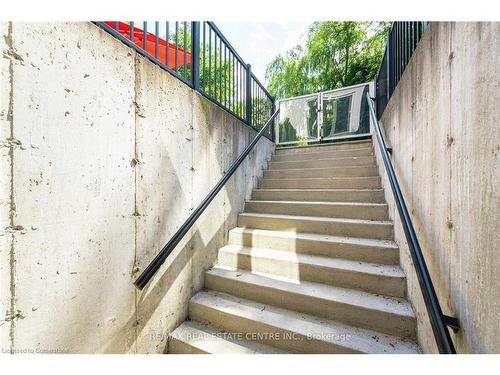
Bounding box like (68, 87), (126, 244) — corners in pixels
(0, 22), (274, 353)
(376, 22), (500, 353)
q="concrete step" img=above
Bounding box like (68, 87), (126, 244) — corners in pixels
(272, 147), (373, 162)
(228, 227), (399, 265)
(264, 165), (379, 179)
(244, 200), (388, 220)
(168, 320), (287, 354)
(216, 245), (406, 298)
(238, 212), (393, 240)
(259, 176), (381, 190)
(251, 188), (385, 203)
(276, 140), (372, 155)
(205, 267), (414, 338)
(189, 290), (421, 354)
(269, 156), (376, 170)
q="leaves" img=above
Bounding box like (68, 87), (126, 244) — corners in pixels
(265, 22), (391, 99)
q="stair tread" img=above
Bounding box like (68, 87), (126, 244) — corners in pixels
(262, 176), (380, 181)
(268, 165), (378, 171)
(272, 156), (375, 163)
(273, 153), (374, 162)
(190, 290), (421, 354)
(254, 188), (384, 192)
(229, 227), (398, 249)
(239, 212), (392, 225)
(169, 320), (287, 354)
(208, 265), (413, 318)
(217, 244), (405, 279)
(247, 199), (388, 207)
(169, 138), (422, 354)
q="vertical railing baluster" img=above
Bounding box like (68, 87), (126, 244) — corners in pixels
(246, 64), (251, 125)
(192, 22), (200, 90)
(219, 37), (222, 103)
(386, 30), (391, 106)
(130, 21), (134, 42)
(143, 21), (147, 51)
(202, 22), (206, 91)
(215, 35), (218, 99)
(175, 22), (179, 73)
(232, 54), (235, 113)
(183, 22), (187, 80)
(208, 27), (212, 97)
(166, 22), (170, 67)
(224, 46), (227, 107)
(155, 21), (159, 58)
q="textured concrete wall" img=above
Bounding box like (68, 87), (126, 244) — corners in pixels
(0, 22), (274, 353)
(375, 22), (499, 353)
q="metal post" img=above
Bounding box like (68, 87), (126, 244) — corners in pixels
(192, 22), (200, 91)
(386, 29), (391, 107)
(246, 64), (252, 126)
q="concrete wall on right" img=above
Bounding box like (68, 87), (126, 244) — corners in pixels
(376, 22), (499, 353)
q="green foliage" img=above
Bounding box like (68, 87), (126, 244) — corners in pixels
(297, 137), (308, 147)
(265, 22), (391, 99)
(167, 24), (276, 128)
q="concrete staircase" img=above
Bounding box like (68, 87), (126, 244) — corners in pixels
(168, 140), (421, 354)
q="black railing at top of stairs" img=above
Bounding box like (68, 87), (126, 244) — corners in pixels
(366, 93), (459, 354)
(95, 21), (275, 139)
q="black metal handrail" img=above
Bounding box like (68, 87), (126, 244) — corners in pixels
(366, 93), (458, 354)
(134, 109), (279, 290)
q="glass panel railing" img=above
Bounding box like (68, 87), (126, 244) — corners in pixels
(276, 83), (372, 146)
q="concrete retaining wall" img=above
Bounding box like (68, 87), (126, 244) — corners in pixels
(0, 22), (274, 353)
(375, 22), (499, 353)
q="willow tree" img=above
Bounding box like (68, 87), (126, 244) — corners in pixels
(265, 22), (391, 99)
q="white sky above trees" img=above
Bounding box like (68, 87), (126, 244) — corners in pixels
(217, 22), (310, 85)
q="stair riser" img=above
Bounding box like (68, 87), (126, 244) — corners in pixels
(244, 201), (388, 220)
(217, 251), (405, 298)
(269, 157), (376, 170)
(259, 177), (381, 190)
(228, 230), (399, 265)
(189, 300), (358, 353)
(273, 148), (373, 161)
(264, 166), (379, 178)
(237, 215), (393, 240)
(205, 273), (415, 339)
(252, 190), (385, 203)
(277, 142), (372, 155)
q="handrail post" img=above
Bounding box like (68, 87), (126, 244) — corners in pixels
(191, 21), (200, 91)
(246, 64), (252, 126)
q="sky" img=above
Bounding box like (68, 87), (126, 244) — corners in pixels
(216, 22), (310, 85)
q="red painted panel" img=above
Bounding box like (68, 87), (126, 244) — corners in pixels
(104, 21), (192, 68)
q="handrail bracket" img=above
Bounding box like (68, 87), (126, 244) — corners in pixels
(444, 315), (460, 333)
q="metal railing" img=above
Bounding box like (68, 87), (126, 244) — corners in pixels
(366, 93), (459, 354)
(95, 21), (274, 138)
(375, 22), (429, 119)
(133, 110), (279, 290)
(275, 83), (371, 145)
